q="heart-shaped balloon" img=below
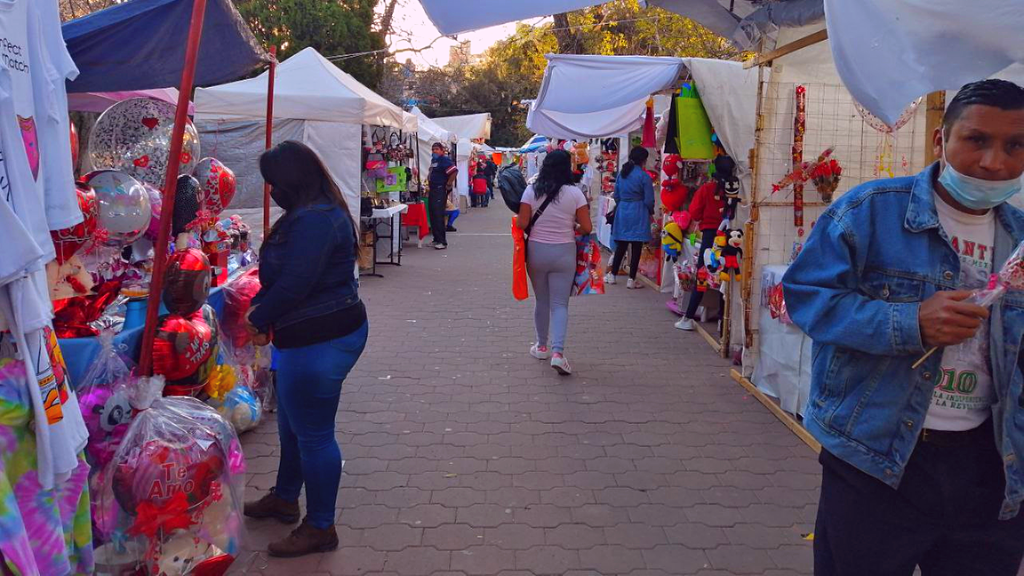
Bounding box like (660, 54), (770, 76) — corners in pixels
(162, 248), (211, 316)
(51, 183), (98, 264)
(112, 435), (225, 514)
(152, 306), (216, 383)
(193, 158), (236, 216)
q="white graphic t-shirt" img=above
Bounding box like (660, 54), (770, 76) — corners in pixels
(925, 194), (996, 431)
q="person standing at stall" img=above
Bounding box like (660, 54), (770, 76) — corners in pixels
(604, 147), (655, 289)
(783, 79), (1024, 575)
(428, 142), (457, 250)
(243, 141), (369, 558)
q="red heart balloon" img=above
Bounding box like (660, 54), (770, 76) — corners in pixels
(141, 117), (159, 130)
(50, 183), (98, 264)
(112, 435), (225, 514)
(163, 248), (211, 316)
(193, 158), (236, 215)
(134, 155), (150, 168)
(152, 307), (216, 382)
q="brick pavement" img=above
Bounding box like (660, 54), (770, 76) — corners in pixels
(233, 205), (819, 575)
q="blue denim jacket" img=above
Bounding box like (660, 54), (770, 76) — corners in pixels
(249, 203), (360, 331)
(783, 163), (1024, 520)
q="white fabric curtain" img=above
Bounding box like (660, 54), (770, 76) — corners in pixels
(825, 0), (1024, 126)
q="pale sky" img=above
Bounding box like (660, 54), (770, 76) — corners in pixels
(386, 1), (542, 69)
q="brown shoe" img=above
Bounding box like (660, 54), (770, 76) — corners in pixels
(267, 519), (339, 558)
(244, 489), (300, 524)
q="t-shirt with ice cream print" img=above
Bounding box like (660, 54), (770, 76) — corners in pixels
(924, 192), (996, 431)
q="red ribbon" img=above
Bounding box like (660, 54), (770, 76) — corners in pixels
(128, 491), (196, 539)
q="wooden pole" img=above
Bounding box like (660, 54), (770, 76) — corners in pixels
(924, 91), (946, 165)
(263, 46), (277, 238)
(138, 0), (209, 377)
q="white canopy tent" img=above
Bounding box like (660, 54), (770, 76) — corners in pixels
(410, 106), (459, 186)
(430, 113), (492, 199)
(194, 47), (415, 226)
(527, 54), (758, 197)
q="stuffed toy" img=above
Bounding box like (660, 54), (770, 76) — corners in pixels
(661, 178), (688, 212)
(672, 210), (692, 231)
(712, 155), (741, 226)
(663, 154), (683, 179)
(661, 221), (684, 262)
(704, 230), (727, 274)
(696, 267), (709, 292)
(720, 229), (744, 282)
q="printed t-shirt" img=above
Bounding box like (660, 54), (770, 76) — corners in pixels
(521, 184), (588, 245)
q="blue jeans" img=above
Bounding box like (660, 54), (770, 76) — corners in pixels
(274, 322), (368, 528)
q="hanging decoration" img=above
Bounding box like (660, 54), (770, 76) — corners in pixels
(792, 85), (807, 227)
(772, 148), (844, 204)
(855, 97), (922, 179)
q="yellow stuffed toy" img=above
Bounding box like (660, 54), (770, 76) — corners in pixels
(661, 221), (684, 262)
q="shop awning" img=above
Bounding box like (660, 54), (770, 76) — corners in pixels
(66, 89), (194, 114)
(431, 113), (492, 141)
(63, 0), (269, 93)
(520, 134), (548, 153)
(825, 0), (1024, 126)
(411, 107), (458, 143)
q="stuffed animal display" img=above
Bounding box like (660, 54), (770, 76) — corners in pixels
(712, 155), (741, 226)
(661, 222), (684, 262)
(719, 229), (744, 281)
(704, 230), (727, 274)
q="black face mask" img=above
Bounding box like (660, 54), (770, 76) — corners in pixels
(270, 186), (294, 210)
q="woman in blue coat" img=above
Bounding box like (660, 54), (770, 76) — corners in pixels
(606, 147), (655, 289)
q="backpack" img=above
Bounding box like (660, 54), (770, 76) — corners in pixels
(497, 165), (528, 213)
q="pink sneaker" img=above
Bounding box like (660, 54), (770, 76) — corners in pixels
(551, 353), (572, 375)
(530, 344), (550, 360)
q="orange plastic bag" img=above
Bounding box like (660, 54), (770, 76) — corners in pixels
(511, 217), (529, 301)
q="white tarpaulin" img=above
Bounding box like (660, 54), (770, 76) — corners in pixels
(431, 113), (492, 140)
(527, 54), (685, 139)
(825, 0), (1024, 126)
(195, 47), (411, 130)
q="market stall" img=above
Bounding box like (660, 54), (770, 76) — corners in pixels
(431, 112), (492, 202)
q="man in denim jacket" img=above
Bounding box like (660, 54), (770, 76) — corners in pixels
(784, 80), (1024, 575)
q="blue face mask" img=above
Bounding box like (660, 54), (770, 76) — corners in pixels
(938, 133), (1023, 210)
(431, 152), (441, 160)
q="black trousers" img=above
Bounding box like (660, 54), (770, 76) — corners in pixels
(428, 187), (447, 245)
(611, 241), (645, 280)
(684, 228), (721, 319)
(815, 421), (1024, 576)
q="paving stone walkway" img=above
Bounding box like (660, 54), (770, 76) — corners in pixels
(234, 205), (819, 575)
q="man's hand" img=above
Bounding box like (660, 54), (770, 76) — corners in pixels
(919, 290), (989, 348)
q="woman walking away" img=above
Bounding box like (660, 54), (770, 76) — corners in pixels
(243, 141), (369, 558)
(517, 150), (592, 375)
(605, 147), (655, 289)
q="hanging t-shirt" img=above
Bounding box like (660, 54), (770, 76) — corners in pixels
(924, 194), (996, 431)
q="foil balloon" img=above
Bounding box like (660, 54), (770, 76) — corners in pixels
(89, 97), (200, 187)
(111, 434), (225, 514)
(153, 305), (218, 385)
(82, 170), (151, 246)
(162, 248), (211, 316)
(144, 184), (163, 241)
(173, 174), (202, 235)
(50, 183), (98, 264)
(193, 158), (236, 215)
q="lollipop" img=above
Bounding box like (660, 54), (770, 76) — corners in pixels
(913, 241), (1024, 368)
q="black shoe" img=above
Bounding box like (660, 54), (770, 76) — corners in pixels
(446, 226), (457, 232)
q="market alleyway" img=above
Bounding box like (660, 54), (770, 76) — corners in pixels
(235, 205), (820, 576)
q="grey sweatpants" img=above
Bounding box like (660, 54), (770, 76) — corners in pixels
(527, 240), (576, 353)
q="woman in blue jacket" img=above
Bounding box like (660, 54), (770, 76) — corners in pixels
(606, 147), (655, 289)
(243, 141), (368, 558)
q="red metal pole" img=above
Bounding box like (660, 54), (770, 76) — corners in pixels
(263, 46), (277, 238)
(137, 0), (209, 377)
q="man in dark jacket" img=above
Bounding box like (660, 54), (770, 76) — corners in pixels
(484, 157), (498, 206)
(428, 142), (457, 250)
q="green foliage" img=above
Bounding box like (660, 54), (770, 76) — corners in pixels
(413, 1), (744, 147)
(236, 0), (385, 89)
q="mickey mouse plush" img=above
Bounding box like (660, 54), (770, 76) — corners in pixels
(713, 155), (741, 226)
(719, 228), (744, 282)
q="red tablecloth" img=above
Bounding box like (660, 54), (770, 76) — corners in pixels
(404, 203), (430, 238)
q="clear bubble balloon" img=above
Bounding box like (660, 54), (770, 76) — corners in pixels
(89, 98), (200, 187)
(82, 170), (151, 246)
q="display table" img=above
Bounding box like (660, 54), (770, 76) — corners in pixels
(752, 264), (811, 417)
(362, 204), (408, 278)
(402, 202), (430, 244)
(60, 287), (227, 388)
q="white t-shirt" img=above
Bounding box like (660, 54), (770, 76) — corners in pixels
(521, 184), (587, 245)
(924, 194), (996, 431)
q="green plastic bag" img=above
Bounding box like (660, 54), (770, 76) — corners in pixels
(675, 83), (715, 160)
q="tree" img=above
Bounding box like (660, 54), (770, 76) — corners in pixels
(235, 0), (386, 89)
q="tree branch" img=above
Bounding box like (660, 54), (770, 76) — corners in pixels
(390, 34), (447, 56)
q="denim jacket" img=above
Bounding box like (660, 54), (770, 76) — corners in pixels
(783, 163), (1024, 520)
(249, 203), (360, 331)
